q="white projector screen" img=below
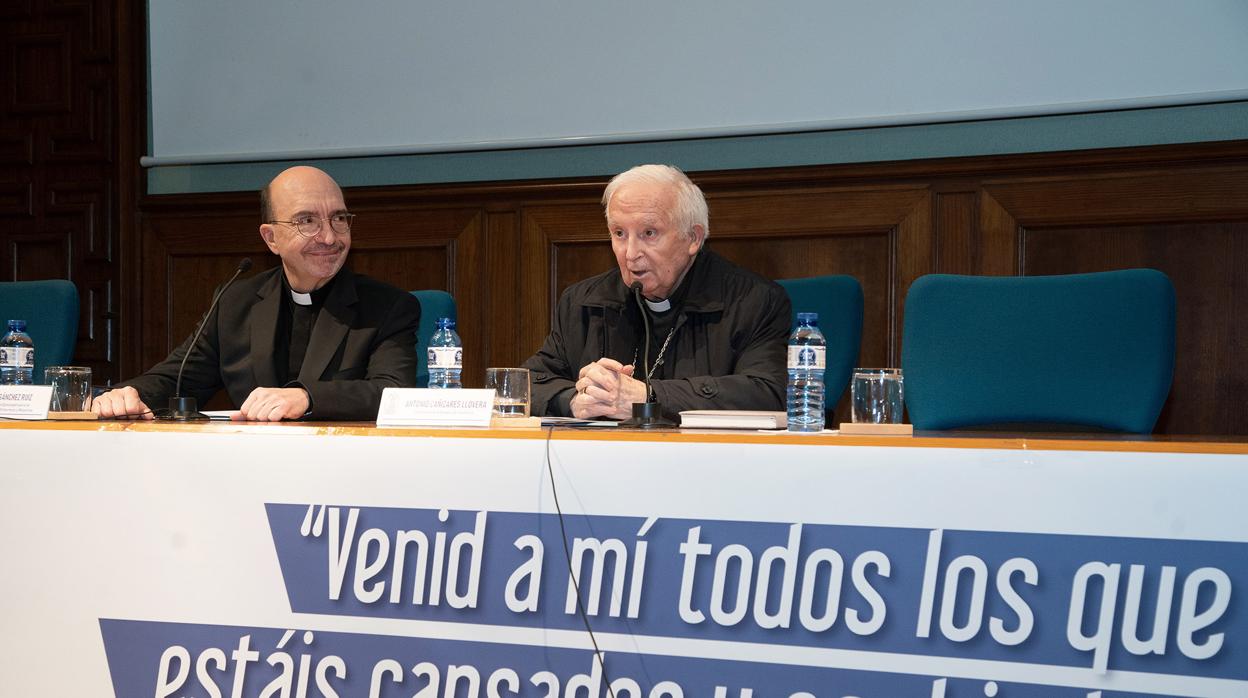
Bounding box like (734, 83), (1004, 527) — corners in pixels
(144, 0), (1248, 166)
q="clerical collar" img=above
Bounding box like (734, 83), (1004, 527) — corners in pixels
(282, 273), (336, 308)
(638, 251), (698, 314)
(645, 298), (672, 313)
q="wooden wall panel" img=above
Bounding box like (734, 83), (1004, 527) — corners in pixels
(0, 0), (137, 385)
(519, 201), (610, 358)
(979, 165), (1248, 436)
(139, 199), (261, 369)
(132, 142), (1248, 434)
(978, 190), (1022, 275)
(934, 190), (977, 274)
(1023, 222), (1248, 436)
(9, 234), (69, 279)
(982, 167), (1248, 226)
(166, 253), (277, 350)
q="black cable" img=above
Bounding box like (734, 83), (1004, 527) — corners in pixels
(544, 425), (616, 698)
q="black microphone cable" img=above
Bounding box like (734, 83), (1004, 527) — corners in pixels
(544, 424), (617, 698)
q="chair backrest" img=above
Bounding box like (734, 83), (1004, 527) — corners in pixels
(776, 275), (864, 405)
(410, 290), (457, 388)
(901, 269), (1175, 432)
(0, 279), (79, 381)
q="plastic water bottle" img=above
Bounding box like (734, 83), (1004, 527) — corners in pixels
(787, 312), (826, 432)
(1, 320), (35, 385)
(427, 317), (462, 389)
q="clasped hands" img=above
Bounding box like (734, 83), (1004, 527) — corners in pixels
(91, 385), (310, 421)
(570, 358), (649, 420)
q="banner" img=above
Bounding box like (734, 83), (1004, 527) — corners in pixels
(2, 427), (1245, 697)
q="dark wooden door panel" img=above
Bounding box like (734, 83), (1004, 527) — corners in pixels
(0, 0), (137, 385)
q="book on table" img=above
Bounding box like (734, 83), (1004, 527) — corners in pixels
(678, 410), (788, 429)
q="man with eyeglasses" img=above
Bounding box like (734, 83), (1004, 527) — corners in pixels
(93, 165), (421, 421)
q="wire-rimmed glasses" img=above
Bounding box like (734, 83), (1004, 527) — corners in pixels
(269, 212), (355, 238)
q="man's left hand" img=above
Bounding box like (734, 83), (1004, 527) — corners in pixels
(235, 387), (310, 421)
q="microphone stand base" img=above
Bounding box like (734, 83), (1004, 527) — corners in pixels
(161, 396), (211, 422)
(619, 401), (677, 429)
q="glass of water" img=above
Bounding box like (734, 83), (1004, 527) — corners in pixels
(851, 368), (904, 424)
(45, 366), (92, 411)
(486, 368), (530, 418)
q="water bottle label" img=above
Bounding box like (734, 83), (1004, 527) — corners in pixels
(0, 347), (33, 368)
(787, 345), (825, 370)
(427, 346), (462, 369)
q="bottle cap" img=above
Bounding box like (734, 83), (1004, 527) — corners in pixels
(7, 319), (25, 331)
(796, 312), (818, 324)
(435, 317), (456, 329)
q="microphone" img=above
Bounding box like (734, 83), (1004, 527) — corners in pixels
(163, 257), (253, 421)
(631, 282), (655, 402)
(620, 281), (676, 428)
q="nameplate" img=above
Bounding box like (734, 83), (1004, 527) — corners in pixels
(376, 388), (494, 427)
(0, 385), (53, 420)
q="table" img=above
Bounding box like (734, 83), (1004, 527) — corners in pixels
(2, 421), (1245, 698)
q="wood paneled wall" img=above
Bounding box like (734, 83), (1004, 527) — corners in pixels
(135, 141), (1248, 434)
(0, 0), (141, 387)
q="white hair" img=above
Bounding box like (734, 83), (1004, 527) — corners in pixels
(601, 164), (709, 240)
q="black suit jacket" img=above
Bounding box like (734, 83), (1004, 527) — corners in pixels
(123, 266), (421, 420)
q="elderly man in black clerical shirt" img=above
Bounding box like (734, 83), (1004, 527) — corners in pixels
(523, 164), (790, 419)
(93, 166), (421, 421)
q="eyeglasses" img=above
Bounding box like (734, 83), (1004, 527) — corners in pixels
(269, 212), (355, 238)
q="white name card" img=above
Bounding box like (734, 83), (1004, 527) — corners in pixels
(376, 387), (494, 427)
(0, 385), (53, 420)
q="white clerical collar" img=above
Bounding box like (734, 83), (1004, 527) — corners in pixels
(290, 289), (313, 306)
(645, 297), (672, 313)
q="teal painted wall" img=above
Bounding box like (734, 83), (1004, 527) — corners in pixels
(147, 101), (1248, 195)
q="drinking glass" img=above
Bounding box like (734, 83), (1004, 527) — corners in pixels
(486, 368), (530, 418)
(46, 366), (92, 411)
(851, 368), (904, 424)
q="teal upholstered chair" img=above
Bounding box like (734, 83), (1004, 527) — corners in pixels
(0, 279), (79, 382)
(410, 290), (457, 388)
(776, 275), (864, 407)
(901, 269), (1175, 432)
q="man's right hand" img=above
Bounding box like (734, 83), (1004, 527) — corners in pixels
(91, 386), (154, 420)
(571, 358), (643, 420)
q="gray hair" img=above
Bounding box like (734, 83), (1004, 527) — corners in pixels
(601, 164), (709, 240)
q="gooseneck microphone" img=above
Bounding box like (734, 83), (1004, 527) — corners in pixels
(163, 257), (253, 421)
(620, 281), (676, 428)
(632, 282), (655, 402)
